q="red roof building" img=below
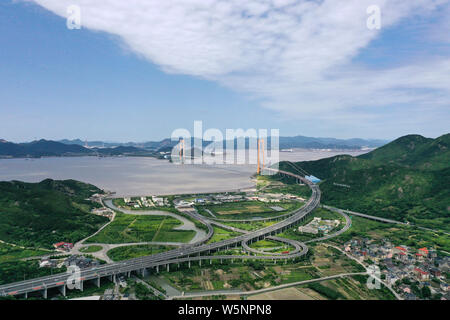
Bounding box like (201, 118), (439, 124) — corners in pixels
(414, 268), (429, 280)
(53, 242), (73, 250)
(53, 242), (65, 248)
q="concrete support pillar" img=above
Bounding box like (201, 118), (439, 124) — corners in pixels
(188, 261), (191, 269)
(141, 269), (146, 277)
(167, 264), (170, 272)
(58, 284), (66, 297)
(199, 260), (202, 267)
(210, 259), (212, 265)
(80, 280), (84, 292)
(94, 276), (101, 288)
(156, 265), (159, 273)
(24, 292), (28, 299)
(127, 271), (131, 278)
(42, 288), (48, 299)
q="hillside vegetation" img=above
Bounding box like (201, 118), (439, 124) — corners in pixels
(0, 179), (108, 249)
(279, 134), (450, 231)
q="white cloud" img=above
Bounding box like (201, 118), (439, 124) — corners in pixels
(29, 0), (450, 132)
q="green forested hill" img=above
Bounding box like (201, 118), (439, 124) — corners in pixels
(279, 133), (450, 231)
(0, 179), (108, 249)
(359, 134), (449, 170)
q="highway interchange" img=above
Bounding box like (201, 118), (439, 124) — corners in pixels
(0, 167), (355, 298)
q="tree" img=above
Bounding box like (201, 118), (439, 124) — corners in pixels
(421, 286), (431, 299)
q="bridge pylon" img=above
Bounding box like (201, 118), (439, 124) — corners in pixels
(256, 138), (265, 175)
(179, 138), (185, 164)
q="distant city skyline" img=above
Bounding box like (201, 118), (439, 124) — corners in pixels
(1, 0), (449, 142)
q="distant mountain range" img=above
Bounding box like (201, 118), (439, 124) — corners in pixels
(279, 133), (450, 231)
(58, 135), (387, 150)
(0, 135), (388, 159)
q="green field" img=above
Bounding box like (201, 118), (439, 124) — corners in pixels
(107, 245), (174, 261)
(220, 220), (277, 232)
(248, 239), (295, 254)
(79, 245), (103, 253)
(196, 200), (301, 220)
(86, 212), (195, 244)
(207, 226), (242, 244)
(0, 243), (49, 264)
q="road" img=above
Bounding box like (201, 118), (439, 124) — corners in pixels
(0, 168), (321, 297)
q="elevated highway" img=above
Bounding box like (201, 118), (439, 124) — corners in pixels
(0, 168), (321, 298)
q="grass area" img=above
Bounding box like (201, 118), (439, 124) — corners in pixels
(248, 239), (281, 249)
(85, 212), (195, 244)
(107, 244), (174, 261)
(207, 226), (242, 244)
(196, 200), (302, 220)
(219, 220), (277, 232)
(0, 179), (108, 249)
(79, 245), (103, 253)
(248, 239), (295, 254)
(0, 243), (49, 263)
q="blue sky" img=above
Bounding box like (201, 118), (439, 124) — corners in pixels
(1, 0), (449, 142)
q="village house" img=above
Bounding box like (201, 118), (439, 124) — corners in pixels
(53, 242), (73, 252)
(414, 267), (429, 281)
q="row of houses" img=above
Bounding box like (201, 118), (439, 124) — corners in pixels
(343, 238), (449, 300)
